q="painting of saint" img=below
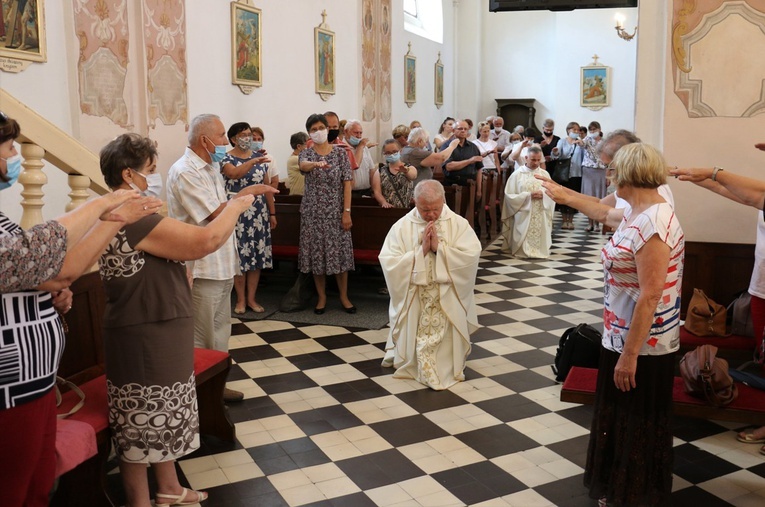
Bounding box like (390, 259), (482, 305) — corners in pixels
(405, 55), (416, 104)
(435, 62), (444, 106)
(581, 66), (609, 107)
(315, 27), (335, 95)
(231, 2), (261, 87)
(0, 0), (46, 62)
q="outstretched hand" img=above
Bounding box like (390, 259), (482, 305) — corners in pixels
(227, 194), (255, 213)
(104, 196), (163, 223)
(668, 167), (713, 182)
(98, 189), (141, 220)
(534, 174), (570, 204)
(244, 184), (279, 197)
(756, 143), (765, 152)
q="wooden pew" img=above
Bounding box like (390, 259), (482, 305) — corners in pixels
(443, 181), (476, 228)
(560, 366), (765, 425)
(270, 195), (408, 265)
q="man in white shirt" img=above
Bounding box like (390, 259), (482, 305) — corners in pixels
(167, 114), (276, 402)
(345, 119), (376, 198)
(490, 116), (512, 154)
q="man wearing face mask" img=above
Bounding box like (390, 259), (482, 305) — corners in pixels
(167, 114), (277, 403)
(344, 119), (376, 198)
(490, 116), (511, 154)
(319, 111), (358, 171)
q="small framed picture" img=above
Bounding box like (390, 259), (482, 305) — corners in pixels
(315, 26), (336, 96)
(581, 65), (610, 108)
(231, 1), (262, 87)
(0, 0), (47, 63)
(434, 58), (444, 108)
(404, 54), (416, 106)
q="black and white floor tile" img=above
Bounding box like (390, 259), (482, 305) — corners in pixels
(109, 217), (765, 506)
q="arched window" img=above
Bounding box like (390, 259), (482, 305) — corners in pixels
(404, 0), (443, 44)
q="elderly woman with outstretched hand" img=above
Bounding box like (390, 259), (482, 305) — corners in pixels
(671, 148), (765, 457)
(0, 113), (161, 507)
(585, 143), (684, 507)
(98, 133), (259, 507)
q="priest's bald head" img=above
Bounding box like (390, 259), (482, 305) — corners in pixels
(414, 180), (445, 222)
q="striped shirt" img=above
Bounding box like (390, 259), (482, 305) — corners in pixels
(0, 213), (66, 410)
(601, 202), (684, 355)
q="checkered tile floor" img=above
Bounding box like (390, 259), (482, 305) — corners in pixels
(109, 216), (765, 506)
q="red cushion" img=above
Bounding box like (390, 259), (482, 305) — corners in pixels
(679, 327), (755, 351)
(565, 366), (765, 413)
(194, 348), (229, 374)
(58, 375), (109, 433)
(353, 249), (380, 263)
(272, 245), (299, 258)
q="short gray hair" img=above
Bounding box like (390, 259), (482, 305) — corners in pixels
(344, 119), (361, 132)
(188, 114), (221, 146)
(598, 129), (641, 161)
(407, 127), (429, 145)
(414, 179), (445, 202)
(527, 145), (543, 156)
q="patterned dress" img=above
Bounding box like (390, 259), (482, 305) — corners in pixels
(298, 146), (354, 275)
(221, 153), (273, 271)
(379, 165), (414, 208)
(99, 214), (199, 463)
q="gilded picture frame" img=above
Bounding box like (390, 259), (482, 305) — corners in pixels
(404, 54), (416, 106)
(0, 0), (47, 63)
(434, 58), (444, 108)
(315, 26), (335, 96)
(231, 1), (262, 88)
(580, 65), (610, 109)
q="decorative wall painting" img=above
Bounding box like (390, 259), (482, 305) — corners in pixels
(0, 0), (47, 65)
(315, 11), (335, 99)
(231, 1), (261, 88)
(404, 43), (415, 107)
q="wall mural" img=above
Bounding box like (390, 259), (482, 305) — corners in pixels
(361, 0), (376, 121)
(144, 0), (188, 127)
(672, 0), (765, 117)
(74, 0), (130, 127)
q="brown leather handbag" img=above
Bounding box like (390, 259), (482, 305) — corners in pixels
(679, 345), (738, 407)
(684, 288), (728, 337)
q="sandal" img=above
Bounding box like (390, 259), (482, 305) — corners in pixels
(247, 303), (265, 313)
(155, 487), (208, 506)
(738, 431), (765, 444)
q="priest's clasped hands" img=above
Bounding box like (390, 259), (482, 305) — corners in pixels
(421, 221), (440, 257)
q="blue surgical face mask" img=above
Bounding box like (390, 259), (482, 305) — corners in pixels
(0, 155), (22, 191)
(131, 169), (163, 197)
(385, 153), (401, 164)
(569, 132), (580, 139)
(206, 137), (228, 163)
(348, 136), (361, 147)
(250, 140), (263, 152)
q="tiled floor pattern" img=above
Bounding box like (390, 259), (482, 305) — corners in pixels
(115, 218), (765, 506)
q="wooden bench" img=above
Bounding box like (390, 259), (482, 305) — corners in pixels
(50, 273), (235, 507)
(270, 195), (408, 265)
(560, 366), (765, 425)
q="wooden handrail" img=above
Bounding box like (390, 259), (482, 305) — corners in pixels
(1, 89), (107, 194)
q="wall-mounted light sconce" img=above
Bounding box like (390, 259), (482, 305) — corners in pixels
(615, 13), (637, 41)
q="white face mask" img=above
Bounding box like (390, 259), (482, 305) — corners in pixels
(310, 129), (328, 145)
(131, 170), (163, 197)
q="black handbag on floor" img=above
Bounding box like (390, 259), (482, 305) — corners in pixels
(552, 323), (602, 382)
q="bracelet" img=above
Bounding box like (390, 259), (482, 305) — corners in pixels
(712, 166), (724, 181)
(343, 208), (351, 213)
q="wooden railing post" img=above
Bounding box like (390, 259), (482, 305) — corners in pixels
(19, 142), (47, 229)
(67, 174), (91, 211)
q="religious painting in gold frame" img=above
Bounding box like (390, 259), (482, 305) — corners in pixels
(434, 55), (444, 108)
(404, 54), (416, 107)
(315, 26), (335, 96)
(231, 1), (262, 87)
(0, 0), (47, 63)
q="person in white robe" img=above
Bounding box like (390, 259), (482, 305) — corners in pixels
(501, 145), (555, 259)
(379, 180), (481, 390)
